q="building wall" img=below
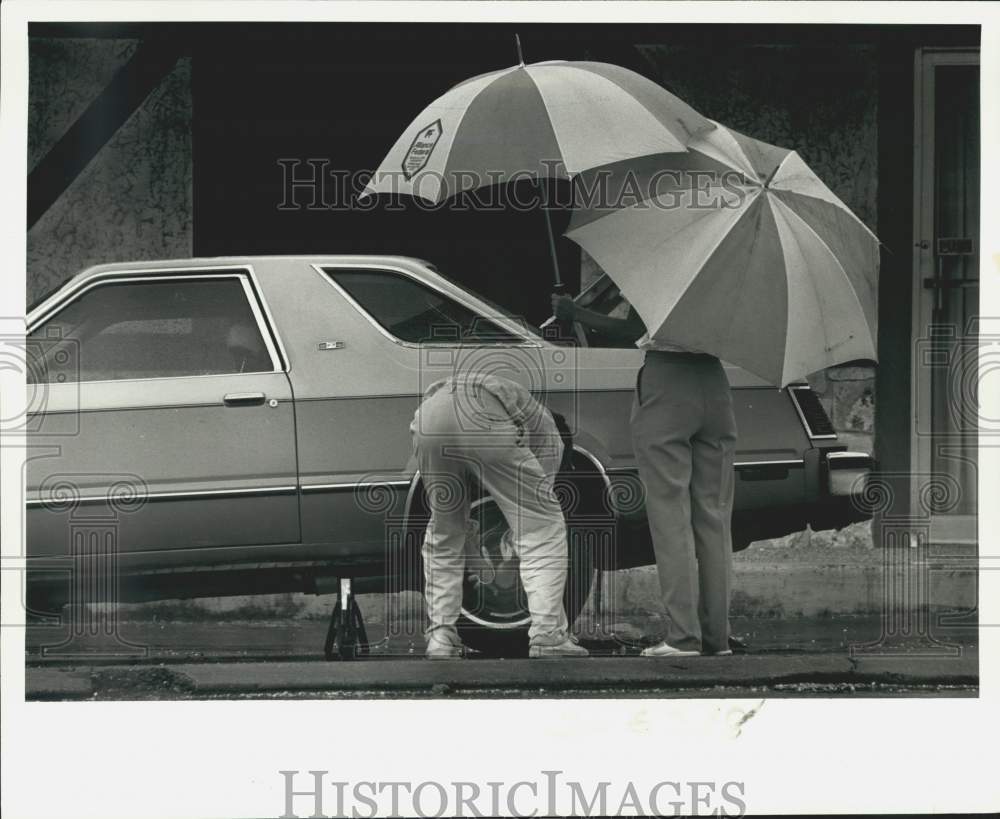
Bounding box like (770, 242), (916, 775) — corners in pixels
(26, 38), (193, 307)
(25, 33), (876, 453)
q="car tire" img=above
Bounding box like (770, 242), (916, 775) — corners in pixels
(456, 475), (599, 658)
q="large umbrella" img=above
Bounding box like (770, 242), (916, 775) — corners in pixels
(565, 122), (880, 386)
(362, 56), (714, 206)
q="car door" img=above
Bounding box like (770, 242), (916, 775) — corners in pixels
(26, 267), (300, 570)
(259, 259), (539, 562)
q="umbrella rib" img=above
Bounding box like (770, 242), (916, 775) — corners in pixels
(776, 198), (835, 375)
(447, 64), (519, 94)
(583, 201), (741, 338)
(772, 197), (878, 382)
(575, 63), (712, 143)
(527, 64), (694, 170)
(522, 68), (564, 177)
(772, 196), (878, 356)
(777, 187), (880, 244)
(769, 155), (880, 243)
(647, 194), (760, 331)
(441, 66), (530, 185)
(570, 161), (743, 224)
(710, 195), (783, 382)
(781, 195), (874, 311)
(772, 191), (882, 287)
(696, 120), (762, 183)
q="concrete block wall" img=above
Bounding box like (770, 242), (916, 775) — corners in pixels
(27, 38), (193, 306)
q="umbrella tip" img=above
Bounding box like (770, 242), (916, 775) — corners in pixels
(515, 33), (525, 66)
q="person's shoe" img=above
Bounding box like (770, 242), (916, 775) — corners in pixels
(640, 641), (700, 658)
(704, 649), (733, 656)
(425, 631), (464, 660)
(529, 635), (590, 658)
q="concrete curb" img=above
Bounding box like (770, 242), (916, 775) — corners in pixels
(26, 650), (978, 699)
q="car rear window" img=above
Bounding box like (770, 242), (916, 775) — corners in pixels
(325, 268), (522, 344)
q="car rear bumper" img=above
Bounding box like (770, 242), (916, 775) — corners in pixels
(825, 450), (873, 498)
(602, 448), (875, 568)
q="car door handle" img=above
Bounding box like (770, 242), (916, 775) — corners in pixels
(223, 392), (266, 407)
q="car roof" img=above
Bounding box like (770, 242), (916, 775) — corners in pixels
(67, 254), (435, 276)
(28, 255), (440, 318)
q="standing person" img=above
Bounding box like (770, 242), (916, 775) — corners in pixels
(410, 371), (589, 659)
(552, 293), (737, 657)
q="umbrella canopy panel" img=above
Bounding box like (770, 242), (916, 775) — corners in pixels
(567, 123), (880, 386)
(363, 60), (715, 204)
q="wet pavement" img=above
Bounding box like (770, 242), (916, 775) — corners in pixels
(25, 614), (978, 700)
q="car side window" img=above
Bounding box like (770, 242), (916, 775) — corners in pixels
(27, 276), (275, 383)
(325, 268), (521, 344)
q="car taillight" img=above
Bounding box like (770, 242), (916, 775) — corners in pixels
(788, 385), (836, 439)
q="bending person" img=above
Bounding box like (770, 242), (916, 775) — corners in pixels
(410, 371), (589, 659)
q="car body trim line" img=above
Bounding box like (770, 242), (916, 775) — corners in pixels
(26, 371), (289, 393)
(244, 266), (291, 372)
(237, 273), (284, 373)
(300, 480), (412, 493)
(402, 445), (616, 529)
(734, 459), (805, 468)
(606, 460), (807, 471)
(26, 485), (299, 507)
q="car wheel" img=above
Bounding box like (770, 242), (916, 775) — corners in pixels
(456, 491), (596, 657)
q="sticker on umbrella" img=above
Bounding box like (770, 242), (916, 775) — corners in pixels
(401, 119), (443, 179)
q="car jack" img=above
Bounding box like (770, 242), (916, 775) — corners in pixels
(324, 577), (369, 661)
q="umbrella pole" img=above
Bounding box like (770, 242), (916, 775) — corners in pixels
(513, 33), (563, 292)
(541, 190), (564, 291)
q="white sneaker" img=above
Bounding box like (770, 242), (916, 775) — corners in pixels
(425, 631), (464, 660)
(529, 636), (590, 658)
(640, 641), (700, 658)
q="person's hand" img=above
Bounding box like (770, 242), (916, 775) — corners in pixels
(551, 293), (577, 322)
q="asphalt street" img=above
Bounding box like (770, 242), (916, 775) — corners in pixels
(25, 614), (978, 699)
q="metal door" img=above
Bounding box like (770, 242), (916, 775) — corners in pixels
(912, 49), (979, 543)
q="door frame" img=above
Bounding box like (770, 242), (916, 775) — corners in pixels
(910, 46), (979, 541)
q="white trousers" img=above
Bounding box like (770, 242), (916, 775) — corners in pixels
(411, 386), (569, 646)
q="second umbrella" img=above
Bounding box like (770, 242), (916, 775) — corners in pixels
(566, 123), (881, 386)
